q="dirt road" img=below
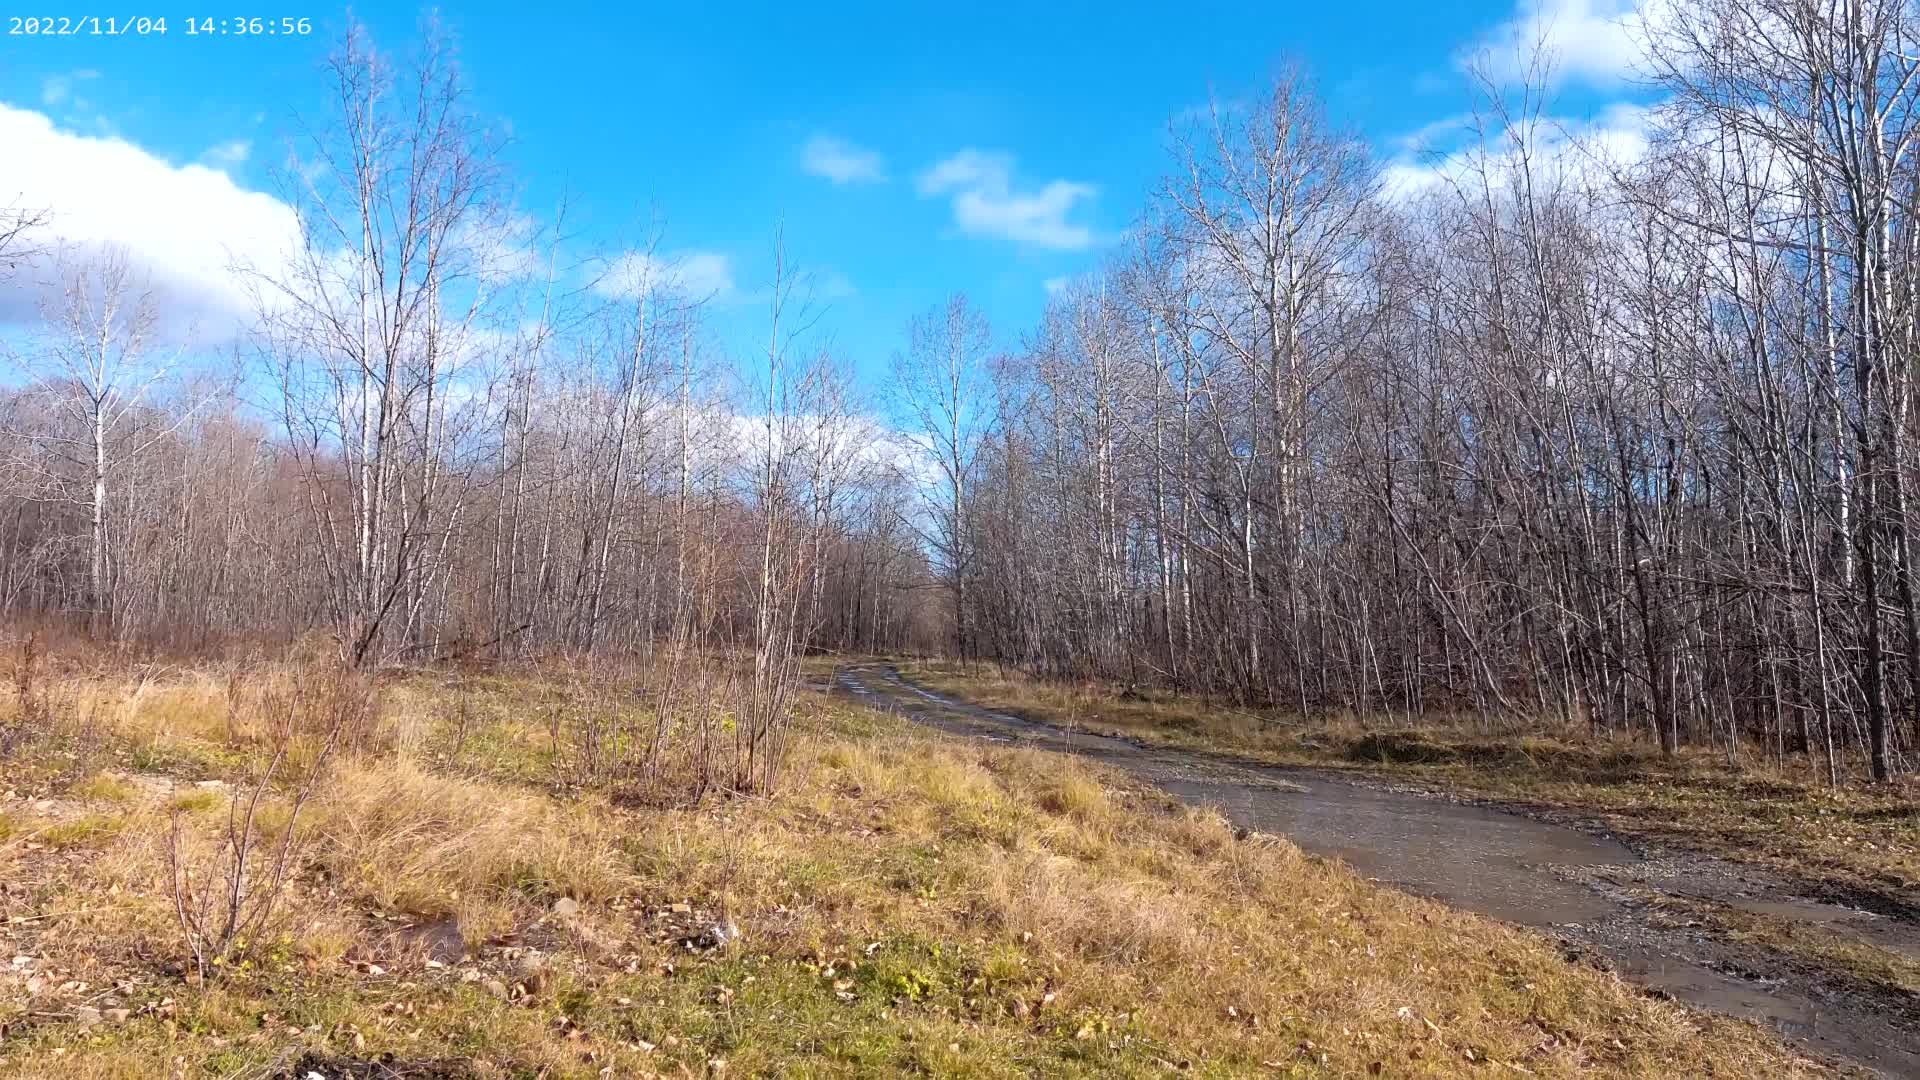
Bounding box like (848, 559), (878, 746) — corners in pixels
(832, 662), (1920, 1078)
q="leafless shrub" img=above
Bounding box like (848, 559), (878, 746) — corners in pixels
(222, 661), (248, 746)
(1, 632), (48, 757)
(167, 655), (371, 980)
(730, 652), (799, 795)
(547, 657), (699, 799)
(446, 678), (477, 766)
(223, 654), (386, 761)
(299, 661), (383, 757)
(546, 662), (628, 790)
(543, 646), (791, 806)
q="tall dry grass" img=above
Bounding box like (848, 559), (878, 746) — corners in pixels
(310, 757), (633, 941)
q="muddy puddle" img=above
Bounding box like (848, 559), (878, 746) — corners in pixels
(834, 663), (1920, 1077)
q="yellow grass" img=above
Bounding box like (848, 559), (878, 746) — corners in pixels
(0, 661), (1832, 1078)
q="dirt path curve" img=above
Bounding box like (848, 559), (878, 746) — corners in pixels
(831, 662), (1920, 1078)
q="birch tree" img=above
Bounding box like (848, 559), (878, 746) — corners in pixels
(890, 295), (994, 660)
(254, 18), (511, 666)
(6, 250), (188, 632)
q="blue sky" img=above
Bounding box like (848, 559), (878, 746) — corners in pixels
(0, 0), (1652, 383)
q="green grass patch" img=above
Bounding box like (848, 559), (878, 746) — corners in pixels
(40, 812), (126, 849)
(69, 771), (139, 802)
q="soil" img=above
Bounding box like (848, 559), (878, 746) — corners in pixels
(276, 1052), (481, 1078)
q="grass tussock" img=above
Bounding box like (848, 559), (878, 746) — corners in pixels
(39, 812), (127, 850)
(69, 771), (140, 803)
(312, 757), (634, 930)
(0, 655), (1829, 1078)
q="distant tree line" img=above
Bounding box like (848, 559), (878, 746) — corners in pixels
(0, 21), (942, 686)
(893, 0), (1920, 780)
(7, 2), (1920, 784)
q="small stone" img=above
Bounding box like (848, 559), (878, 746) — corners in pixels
(73, 1006), (101, 1027)
(514, 952), (549, 990)
(553, 897), (580, 918)
(103, 1008), (130, 1023)
(483, 979), (508, 1000)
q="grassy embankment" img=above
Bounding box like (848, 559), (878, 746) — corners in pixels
(892, 658), (1920, 905)
(0, 653), (1829, 1078)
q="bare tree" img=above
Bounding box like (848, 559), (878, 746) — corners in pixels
(890, 295), (994, 661)
(3, 249), (200, 632)
(0, 199), (47, 276)
(253, 17), (511, 666)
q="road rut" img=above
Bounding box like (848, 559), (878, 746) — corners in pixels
(833, 662), (1920, 1078)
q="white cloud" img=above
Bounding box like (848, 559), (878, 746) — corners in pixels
(1380, 159), (1450, 203)
(1392, 113), (1476, 156)
(1381, 101), (1653, 202)
(729, 410), (931, 487)
(40, 70), (99, 108)
(1466, 0), (1651, 87)
(801, 134), (887, 185)
(201, 139), (251, 170)
(916, 149), (1098, 251)
(597, 251), (855, 311)
(0, 103), (298, 340)
(915, 149), (1007, 197)
(1043, 275), (1072, 296)
(597, 249), (736, 301)
(1587, 100), (1654, 161)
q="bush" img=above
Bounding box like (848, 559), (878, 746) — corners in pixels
(167, 656), (358, 981)
(1345, 730), (1459, 764)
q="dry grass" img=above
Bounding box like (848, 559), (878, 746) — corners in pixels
(310, 757), (635, 941)
(899, 659), (1920, 898)
(0, 658), (1833, 1078)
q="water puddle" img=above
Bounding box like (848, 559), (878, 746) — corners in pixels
(1724, 897), (1920, 962)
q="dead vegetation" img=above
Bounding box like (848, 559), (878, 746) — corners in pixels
(167, 666), (348, 982)
(0, 648), (1834, 1078)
